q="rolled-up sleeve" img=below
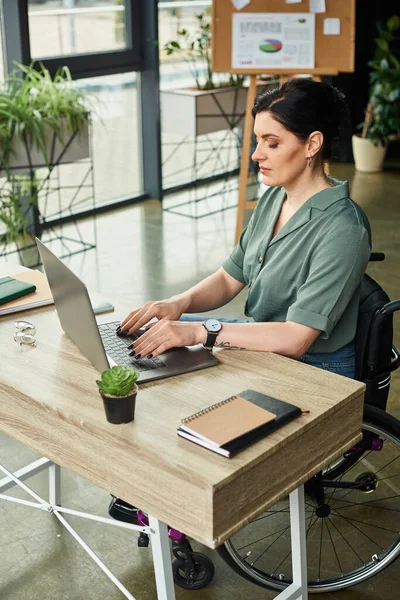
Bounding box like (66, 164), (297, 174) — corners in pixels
(286, 226), (371, 338)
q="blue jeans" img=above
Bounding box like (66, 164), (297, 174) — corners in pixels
(298, 341), (356, 379)
(180, 315), (356, 379)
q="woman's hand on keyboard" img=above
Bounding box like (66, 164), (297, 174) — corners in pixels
(127, 320), (206, 359)
(119, 296), (188, 336)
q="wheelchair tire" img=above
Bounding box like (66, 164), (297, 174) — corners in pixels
(217, 405), (400, 593)
(172, 552), (215, 589)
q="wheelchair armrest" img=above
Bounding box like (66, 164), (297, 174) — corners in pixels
(372, 344), (400, 376)
(381, 300), (400, 316)
(367, 300), (400, 372)
(369, 252), (385, 262)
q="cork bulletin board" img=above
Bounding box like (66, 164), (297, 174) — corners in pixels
(212, 0), (356, 75)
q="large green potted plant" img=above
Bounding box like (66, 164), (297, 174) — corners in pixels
(161, 12), (247, 137)
(0, 62), (92, 244)
(352, 15), (400, 173)
(96, 365), (139, 424)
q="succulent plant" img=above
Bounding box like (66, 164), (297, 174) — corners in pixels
(96, 365), (138, 397)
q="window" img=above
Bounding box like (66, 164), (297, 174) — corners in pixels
(28, 0), (131, 59)
(23, 0), (141, 79)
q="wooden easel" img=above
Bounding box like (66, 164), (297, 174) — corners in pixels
(235, 72), (334, 244)
(211, 0), (356, 244)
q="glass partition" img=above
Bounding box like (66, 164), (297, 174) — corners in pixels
(76, 72), (143, 207)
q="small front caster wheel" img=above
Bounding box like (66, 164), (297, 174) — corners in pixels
(137, 532), (149, 547)
(172, 552), (215, 589)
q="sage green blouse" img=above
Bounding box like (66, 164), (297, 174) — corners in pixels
(222, 179), (371, 353)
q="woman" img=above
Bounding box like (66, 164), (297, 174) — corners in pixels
(118, 78), (371, 379)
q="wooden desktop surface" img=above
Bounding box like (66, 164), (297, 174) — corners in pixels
(0, 305), (365, 548)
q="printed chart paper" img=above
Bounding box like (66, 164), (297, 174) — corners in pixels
(232, 13), (315, 70)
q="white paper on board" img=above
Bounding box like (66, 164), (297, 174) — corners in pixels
(231, 0), (251, 10)
(309, 0), (326, 13)
(323, 18), (341, 35)
(285, 0), (302, 4)
(232, 13), (316, 70)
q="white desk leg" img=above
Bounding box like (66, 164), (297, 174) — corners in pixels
(149, 515), (176, 600)
(289, 485), (308, 600)
(49, 463), (61, 505)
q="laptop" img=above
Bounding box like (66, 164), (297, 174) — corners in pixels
(36, 239), (219, 383)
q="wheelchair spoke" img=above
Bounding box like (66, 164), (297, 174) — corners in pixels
(272, 548), (292, 576)
(236, 524), (291, 552)
(376, 472), (400, 482)
(332, 497), (400, 512)
(340, 493), (400, 507)
(325, 517), (344, 575)
(306, 507), (316, 538)
(373, 454), (400, 477)
(318, 518), (324, 580)
(252, 507), (290, 522)
(327, 515), (365, 566)
(251, 524), (291, 567)
(329, 451), (374, 507)
(332, 512), (398, 535)
(331, 507), (385, 550)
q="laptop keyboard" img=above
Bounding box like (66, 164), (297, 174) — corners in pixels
(98, 322), (166, 372)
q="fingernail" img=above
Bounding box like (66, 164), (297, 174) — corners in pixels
(128, 343), (134, 350)
(116, 325), (121, 331)
(146, 353), (153, 359)
(134, 353), (141, 360)
(129, 350), (135, 356)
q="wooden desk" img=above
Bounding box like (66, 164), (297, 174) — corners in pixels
(0, 305), (365, 599)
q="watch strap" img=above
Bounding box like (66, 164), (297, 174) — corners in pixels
(204, 331), (218, 351)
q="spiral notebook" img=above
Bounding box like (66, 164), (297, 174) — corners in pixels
(177, 389), (302, 457)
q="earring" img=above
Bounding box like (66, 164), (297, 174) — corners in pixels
(307, 155), (313, 167)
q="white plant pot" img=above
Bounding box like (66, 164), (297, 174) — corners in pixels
(161, 86), (248, 137)
(2, 121), (90, 174)
(352, 134), (387, 173)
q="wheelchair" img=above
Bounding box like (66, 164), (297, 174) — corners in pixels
(111, 253), (400, 592)
(217, 252), (400, 593)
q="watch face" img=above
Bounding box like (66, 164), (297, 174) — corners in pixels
(205, 318), (222, 333)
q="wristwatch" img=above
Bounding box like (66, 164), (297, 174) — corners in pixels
(202, 318), (222, 351)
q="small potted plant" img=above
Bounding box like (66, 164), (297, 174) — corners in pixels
(96, 365), (139, 424)
(352, 15), (400, 173)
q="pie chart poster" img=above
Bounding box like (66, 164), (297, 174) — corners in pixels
(232, 13), (315, 70)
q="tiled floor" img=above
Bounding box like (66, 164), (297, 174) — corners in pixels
(0, 161), (400, 599)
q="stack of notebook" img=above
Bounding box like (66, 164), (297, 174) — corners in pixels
(177, 389), (303, 457)
(0, 270), (53, 316)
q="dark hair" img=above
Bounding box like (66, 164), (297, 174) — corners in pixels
(252, 78), (349, 161)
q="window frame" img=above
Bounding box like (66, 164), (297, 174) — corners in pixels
(18, 0), (143, 79)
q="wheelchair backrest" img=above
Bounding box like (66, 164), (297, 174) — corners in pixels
(355, 273), (393, 410)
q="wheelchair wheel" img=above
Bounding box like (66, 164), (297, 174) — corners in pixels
(172, 552), (215, 589)
(217, 405), (400, 593)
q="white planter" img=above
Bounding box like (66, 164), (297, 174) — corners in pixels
(161, 86), (248, 137)
(352, 134), (387, 173)
(2, 121), (90, 173)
